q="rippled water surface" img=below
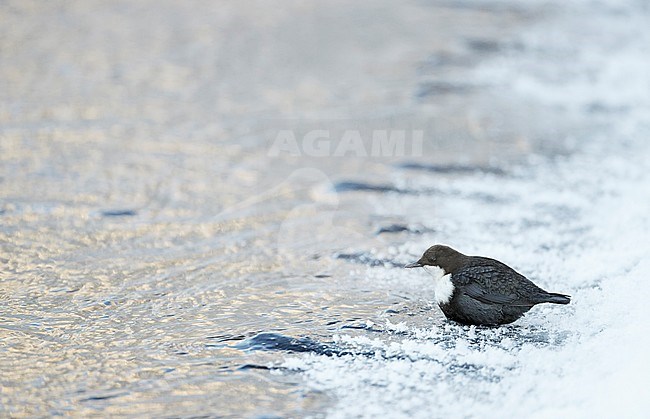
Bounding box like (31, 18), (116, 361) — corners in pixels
(2, 0), (650, 417)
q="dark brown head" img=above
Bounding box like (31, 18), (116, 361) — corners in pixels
(404, 244), (467, 274)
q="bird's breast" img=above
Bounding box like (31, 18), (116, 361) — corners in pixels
(424, 266), (455, 305)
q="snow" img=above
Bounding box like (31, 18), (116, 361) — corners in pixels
(278, 1), (650, 417)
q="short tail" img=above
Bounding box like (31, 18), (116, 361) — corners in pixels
(540, 292), (571, 305)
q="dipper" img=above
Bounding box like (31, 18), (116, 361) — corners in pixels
(405, 245), (570, 325)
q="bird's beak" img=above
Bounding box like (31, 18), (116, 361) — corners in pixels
(405, 262), (423, 269)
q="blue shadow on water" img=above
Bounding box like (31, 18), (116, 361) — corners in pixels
(101, 209), (138, 217)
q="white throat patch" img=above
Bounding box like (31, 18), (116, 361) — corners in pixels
(423, 266), (454, 305)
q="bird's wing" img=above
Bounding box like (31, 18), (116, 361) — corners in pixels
(451, 263), (540, 307)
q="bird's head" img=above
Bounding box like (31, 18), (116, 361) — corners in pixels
(405, 244), (465, 274)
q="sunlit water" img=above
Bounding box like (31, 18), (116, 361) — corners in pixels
(1, 0), (649, 417)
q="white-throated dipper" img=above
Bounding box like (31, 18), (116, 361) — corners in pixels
(405, 245), (571, 326)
